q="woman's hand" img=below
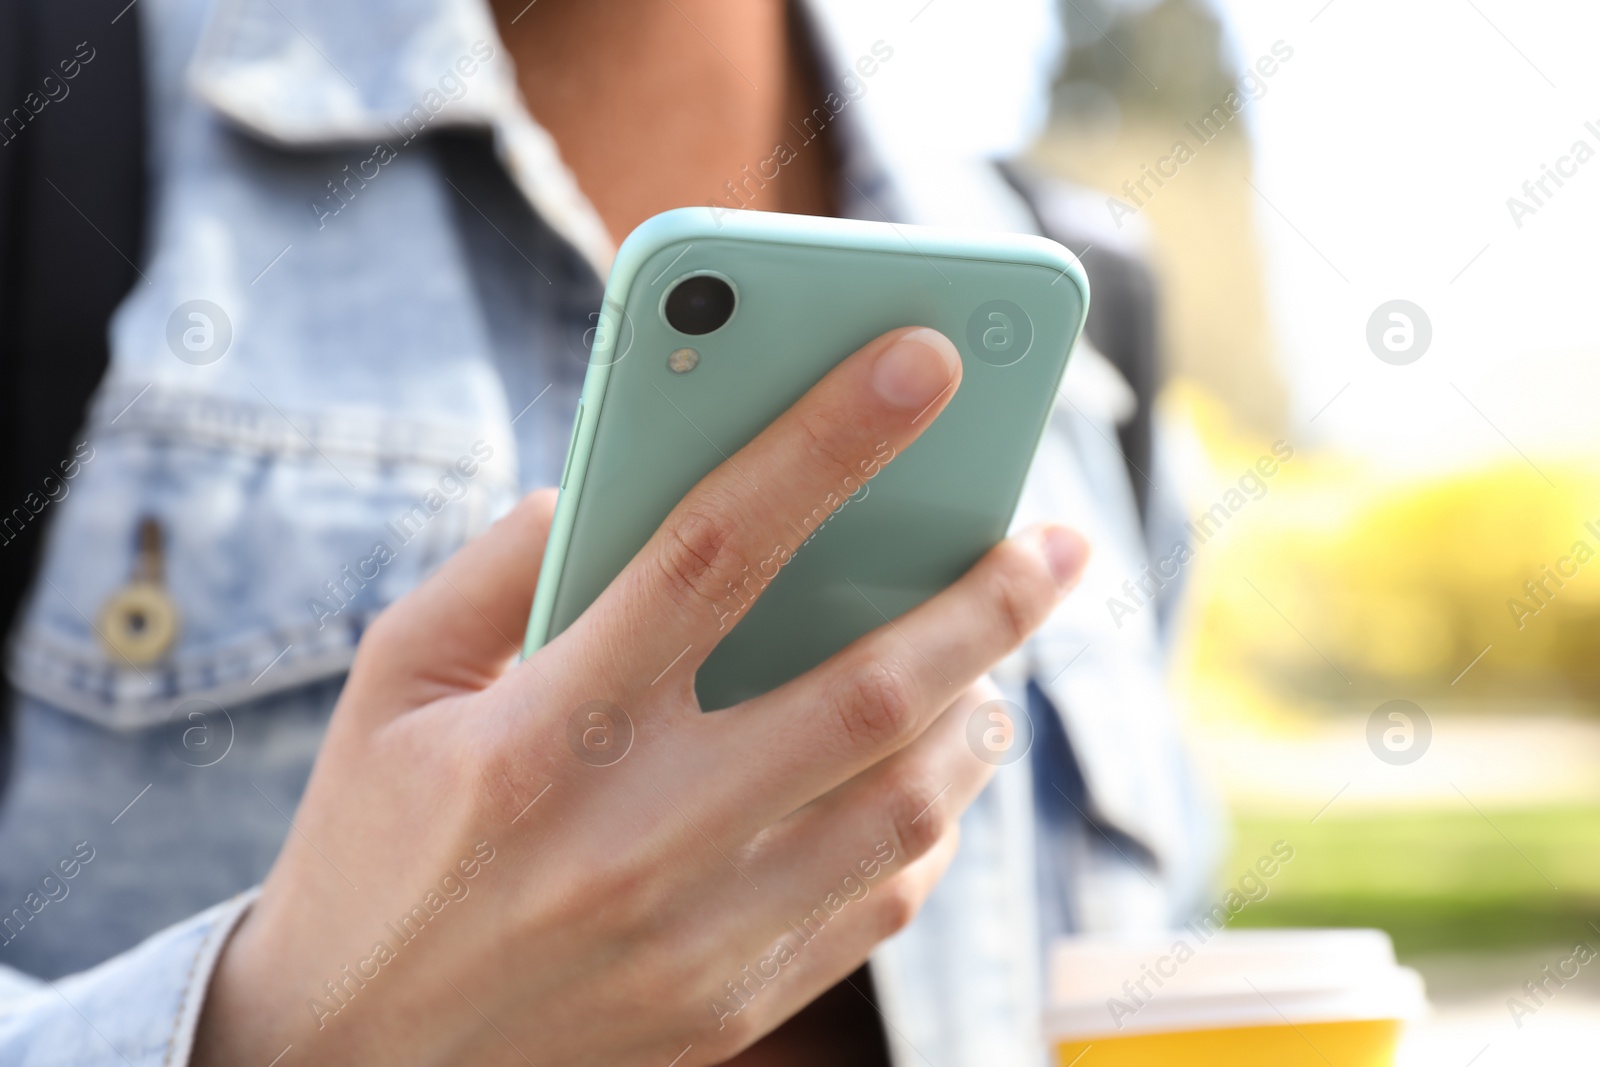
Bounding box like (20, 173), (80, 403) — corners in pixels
(192, 326), (1088, 1066)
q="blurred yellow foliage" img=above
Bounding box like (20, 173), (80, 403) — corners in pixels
(1165, 380), (1600, 728)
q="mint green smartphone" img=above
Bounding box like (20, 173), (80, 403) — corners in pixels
(524, 208), (1088, 708)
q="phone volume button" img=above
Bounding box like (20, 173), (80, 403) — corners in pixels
(559, 401), (584, 490)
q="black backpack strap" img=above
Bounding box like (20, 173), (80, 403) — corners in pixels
(999, 161), (1163, 528)
(0, 0), (148, 770)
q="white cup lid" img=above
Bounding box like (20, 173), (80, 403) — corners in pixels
(1047, 928), (1428, 1040)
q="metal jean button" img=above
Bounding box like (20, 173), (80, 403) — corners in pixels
(98, 516), (179, 665)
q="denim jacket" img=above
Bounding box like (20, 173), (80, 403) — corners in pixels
(0, 0), (1216, 1063)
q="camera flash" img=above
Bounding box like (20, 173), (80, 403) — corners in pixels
(667, 347), (700, 374)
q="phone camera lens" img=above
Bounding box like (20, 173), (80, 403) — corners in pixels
(663, 274), (736, 335)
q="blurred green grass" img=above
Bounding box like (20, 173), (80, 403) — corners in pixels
(1225, 808), (1600, 957)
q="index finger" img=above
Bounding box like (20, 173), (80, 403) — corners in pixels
(574, 325), (962, 688)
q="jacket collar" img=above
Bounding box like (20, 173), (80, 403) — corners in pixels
(190, 0), (615, 272)
(187, 0), (1061, 240)
(189, 0), (516, 145)
(189, 0), (1059, 151)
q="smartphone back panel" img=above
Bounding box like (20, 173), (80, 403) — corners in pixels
(526, 209), (1088, 709)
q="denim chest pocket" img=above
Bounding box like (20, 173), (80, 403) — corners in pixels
(6, 382), (519, 731)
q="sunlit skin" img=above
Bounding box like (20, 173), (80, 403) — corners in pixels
(488, 0), (836, 244)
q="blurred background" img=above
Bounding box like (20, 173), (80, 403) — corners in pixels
(1032, 0), (1600, 1061)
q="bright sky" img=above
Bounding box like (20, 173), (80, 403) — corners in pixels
(807, 0), (1061, 161)
(1216, 0), (1600, 470)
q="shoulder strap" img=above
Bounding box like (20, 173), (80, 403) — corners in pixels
(0, 0), (148, 761)
(999, 161), (1163, 528)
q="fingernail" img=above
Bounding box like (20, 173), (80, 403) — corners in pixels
(1041, 527), (1089, 590)
(871, 328), (960, 409)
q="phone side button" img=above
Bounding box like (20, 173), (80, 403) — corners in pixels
(559, 401), (584, 490)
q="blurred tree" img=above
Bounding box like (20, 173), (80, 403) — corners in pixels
(1036, 0), (1290, 434)
(1177, 409), (1600, 708)
(1054, 0), (1236, 119)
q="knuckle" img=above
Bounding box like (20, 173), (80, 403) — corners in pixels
(509, 487), (559, 533)
(829, 660), (919, 753)
(467, 745), (579, 857)
(885, 775), (948, 861)
(588, 833), (690, 934)
(590, 864), (657, 932)
(354, 592), (414, 660)
(984, 540), (1056, 646)
(654, 506), (746, 611)
(500, 486), (557, 529)
(549, 849), (667, 943)
(871, 878), (924, 939)
(463, 739), (520, 823)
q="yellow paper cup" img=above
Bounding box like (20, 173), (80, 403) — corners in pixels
(1047, 929), (1425, 1067)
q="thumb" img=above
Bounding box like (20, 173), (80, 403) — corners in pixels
(348, 488), (558, 712)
